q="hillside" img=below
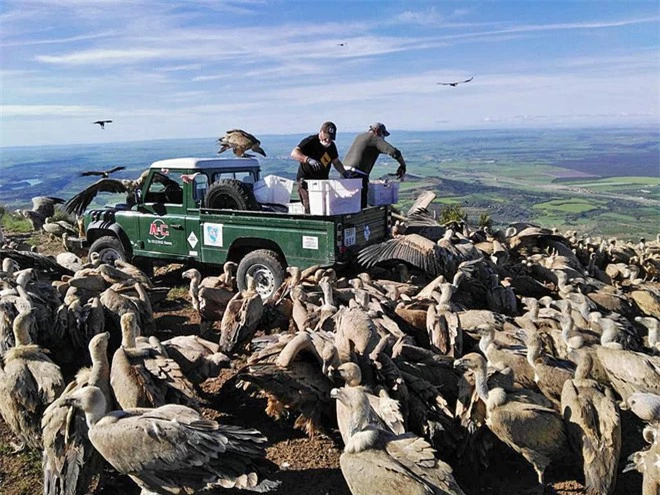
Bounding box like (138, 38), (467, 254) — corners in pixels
(1, 207), (656, 494)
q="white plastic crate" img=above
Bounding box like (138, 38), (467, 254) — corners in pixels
(252, 175), (294, 205)
(287, 202), (305, 214)
(307, 179), (362, 215)
(368, 180), (400, 206)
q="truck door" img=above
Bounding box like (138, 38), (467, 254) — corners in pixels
(137, 171), (188, 258)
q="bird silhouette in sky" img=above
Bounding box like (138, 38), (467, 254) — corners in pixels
(93, 120), (113, 129)
(80, 166), (126, 178)
(437, 76), (474, 87)
(337, 42), (347, 47)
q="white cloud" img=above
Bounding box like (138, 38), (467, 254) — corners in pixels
(35, 48), (170, 65)
(1, 104), (101, 116)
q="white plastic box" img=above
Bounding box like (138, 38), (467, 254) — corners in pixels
(368, 180), (400, 206)
(287, 202), (305, 214)
(252, 175), (294, 205)
(307, 179), (362, 215)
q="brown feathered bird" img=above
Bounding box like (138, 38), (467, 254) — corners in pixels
(218, 129), (266, 158)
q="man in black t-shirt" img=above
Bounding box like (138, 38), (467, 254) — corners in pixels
(290, 121), (347, 213)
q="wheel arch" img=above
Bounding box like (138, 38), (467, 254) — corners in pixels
(86, 224), (133, 257)
(227, 238), (286, 266)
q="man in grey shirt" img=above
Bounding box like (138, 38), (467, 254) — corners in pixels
(342, 122), (406, 208)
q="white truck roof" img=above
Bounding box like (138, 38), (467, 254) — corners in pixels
(150, 157), (260, 170)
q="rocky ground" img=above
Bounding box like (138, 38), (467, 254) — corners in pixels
(0, 232), (647, 495)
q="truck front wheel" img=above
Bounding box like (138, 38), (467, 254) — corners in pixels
(89, 236), (127, 264)
(237, 249), (285, 300)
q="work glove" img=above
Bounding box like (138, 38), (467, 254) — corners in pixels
(306, 157), (324, 172)
(396, 165), (406, 180)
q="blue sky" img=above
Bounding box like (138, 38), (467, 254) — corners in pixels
(1, 0), (658, 147)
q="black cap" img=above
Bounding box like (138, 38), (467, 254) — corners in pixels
(320, 121), (337, 140)
(369, 122), (390, 136)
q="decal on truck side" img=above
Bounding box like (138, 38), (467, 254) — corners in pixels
(149, 219), (169, 239)
(147, 219), (173, 246)
(302, 236), (319, 250)
(203, 223), (224, 247)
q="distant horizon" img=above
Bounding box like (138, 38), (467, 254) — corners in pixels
(2, 123), (658, 151)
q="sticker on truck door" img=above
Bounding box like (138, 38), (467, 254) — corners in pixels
(344, 227), (356, 247)
(302, 236), (319, 250)
(203, 223), (223, 247)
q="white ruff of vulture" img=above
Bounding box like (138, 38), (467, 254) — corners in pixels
(218, 129), (266, 158)
(63, 386), (280, 494)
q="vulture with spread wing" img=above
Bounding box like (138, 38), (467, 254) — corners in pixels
(437, 76), (473, 87)
(358, 233), (448, 277)
(81, 166), (126, 178)
(218, 129), (266, 158)
(64, 170), (176, 216)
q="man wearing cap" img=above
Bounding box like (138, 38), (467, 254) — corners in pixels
(291, 121), (347, 214)
(343, 122), (407, 208)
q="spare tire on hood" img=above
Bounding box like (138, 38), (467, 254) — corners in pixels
(204, 179), (259, 211)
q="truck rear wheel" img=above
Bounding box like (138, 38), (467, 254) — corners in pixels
(205, 179), (259, 211)
(237, 249), (285, 300)
(89, 236), (127, 264)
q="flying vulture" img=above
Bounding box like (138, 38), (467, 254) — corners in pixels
(93, 120), (113, 129)
(81, 166), (126, 178)
(437, 76), (473, 87)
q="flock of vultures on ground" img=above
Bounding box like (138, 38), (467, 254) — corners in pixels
(1, 189), (660, 495)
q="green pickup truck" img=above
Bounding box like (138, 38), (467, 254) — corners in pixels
(80, 157), (391, 298)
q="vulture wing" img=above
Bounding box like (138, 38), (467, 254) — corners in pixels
(0, 249), (74, 277)
(107, 166), (126, 175)
(65, 179), (129, 216)
(358, 234), (446, 276)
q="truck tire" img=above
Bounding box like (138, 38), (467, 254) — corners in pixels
(237, 249), (286, 300)
(89, 236), (127, 264)
(205, 179), (259, 211)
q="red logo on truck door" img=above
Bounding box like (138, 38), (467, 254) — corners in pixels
(149, 219), (169, 239)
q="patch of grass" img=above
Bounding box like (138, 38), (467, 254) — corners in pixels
(533, 199), (600, 214)
(167, 286), (189, 301)
(1, 213), (32, 234)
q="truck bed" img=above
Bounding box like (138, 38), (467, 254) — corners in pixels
(198, 205), (390, 269)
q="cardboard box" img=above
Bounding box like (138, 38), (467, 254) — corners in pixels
(368, 180), (399, 206)
(253, 175), (294, 205)
(307, 179), (362, 215)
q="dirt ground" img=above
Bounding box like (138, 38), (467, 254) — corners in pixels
(0, 233), (648, 495)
